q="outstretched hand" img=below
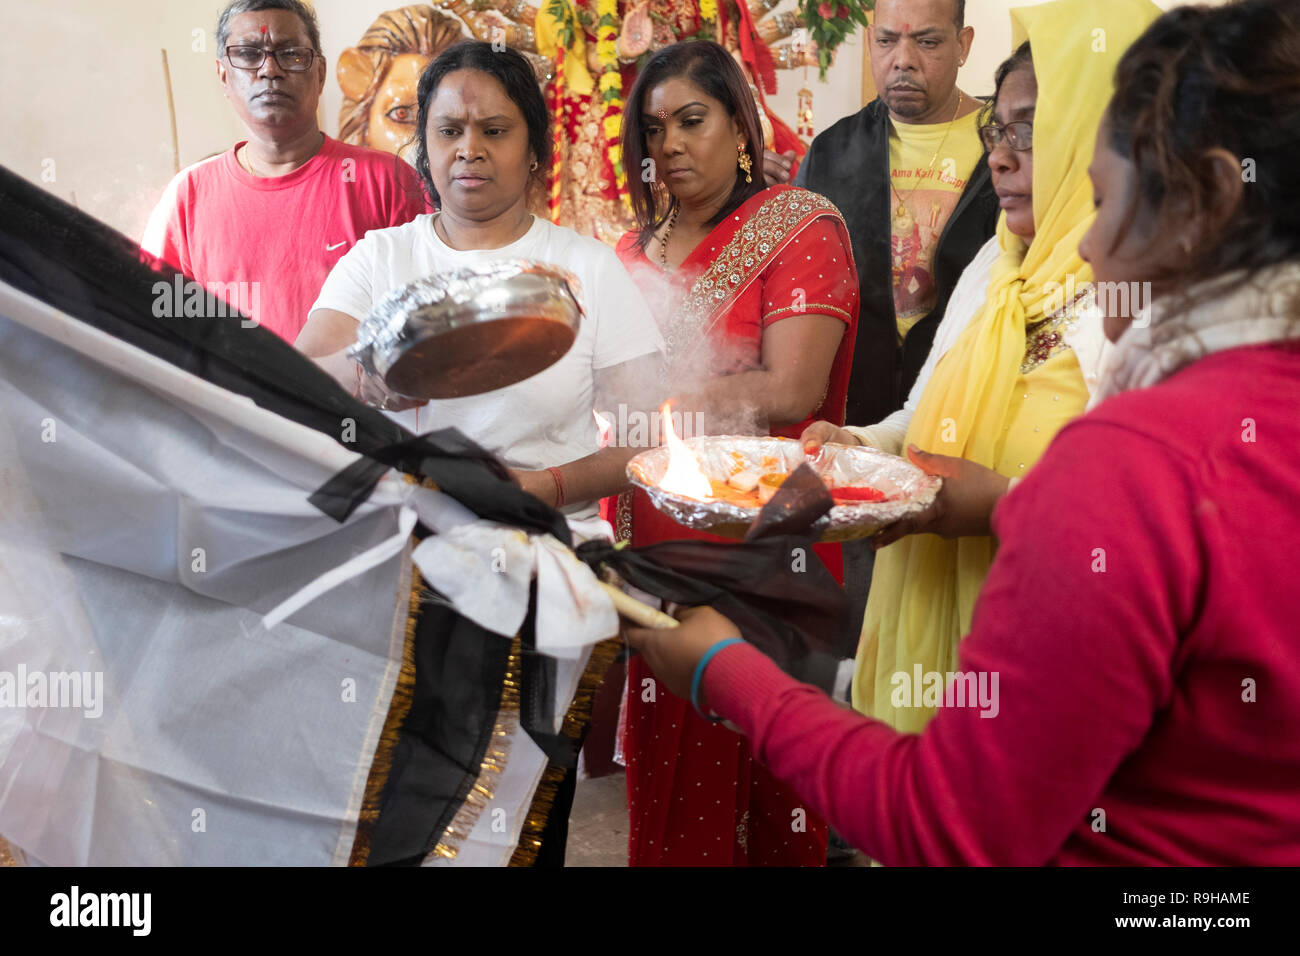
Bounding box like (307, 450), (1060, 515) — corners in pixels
(623, 606), (743, 704)
(800, 419), (865, 455)
(871, 445), (1012, 549)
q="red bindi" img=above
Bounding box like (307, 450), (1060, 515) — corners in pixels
(260, 25), (268, 34)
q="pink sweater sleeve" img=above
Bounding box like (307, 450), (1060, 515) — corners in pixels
(704, 419), (1203, 865)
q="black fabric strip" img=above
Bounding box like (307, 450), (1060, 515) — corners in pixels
(308, 458), (390, 523)
(576, 535), (855, 691)
(365, 585), (514, 866)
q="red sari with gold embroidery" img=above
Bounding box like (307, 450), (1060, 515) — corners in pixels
(615, 184), (858, 866)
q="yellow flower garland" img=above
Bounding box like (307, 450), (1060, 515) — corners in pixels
(595, 0), (627, 199)
(700, 0), (717, 22)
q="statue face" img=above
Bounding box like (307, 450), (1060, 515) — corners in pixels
(337, 8), (467, 157)
(367, 54), (429, 161)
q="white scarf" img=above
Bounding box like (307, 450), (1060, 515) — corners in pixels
(1095, 260), (1300, 402)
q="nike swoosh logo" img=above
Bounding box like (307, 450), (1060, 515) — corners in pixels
(326, 241), (347, 251)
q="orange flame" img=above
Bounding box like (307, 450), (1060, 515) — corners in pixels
(658, 402), (712, 500)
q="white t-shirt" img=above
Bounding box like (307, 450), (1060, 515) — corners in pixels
(312, 214), (663, 520)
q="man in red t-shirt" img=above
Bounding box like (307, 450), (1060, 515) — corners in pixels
(142, 0), (429, 343)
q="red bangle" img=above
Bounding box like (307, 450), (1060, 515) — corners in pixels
(546, 466), (566, 508)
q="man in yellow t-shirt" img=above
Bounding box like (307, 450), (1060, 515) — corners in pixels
(795, 0), (997, 427)
(889, 106), (985, 341)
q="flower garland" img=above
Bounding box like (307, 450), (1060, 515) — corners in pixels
(699, 0), (718, 42)
(595, 0), (627, 203)
(801, 0), (874, 79)
(548, 45), (566, 222)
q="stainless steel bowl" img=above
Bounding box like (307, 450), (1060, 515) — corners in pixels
(349, 259), (584, 400)
(627, 435), (943, 542)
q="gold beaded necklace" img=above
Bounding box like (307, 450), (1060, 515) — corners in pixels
(658, 204), (680, 271)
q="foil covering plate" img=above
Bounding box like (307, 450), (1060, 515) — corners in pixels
(627, 435), (942, 542)
(348, 259), (583, 400)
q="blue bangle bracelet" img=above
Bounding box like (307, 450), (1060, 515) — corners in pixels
(690, 637), (744, 722)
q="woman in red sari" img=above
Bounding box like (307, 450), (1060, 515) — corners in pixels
(615, 40), (859, 866)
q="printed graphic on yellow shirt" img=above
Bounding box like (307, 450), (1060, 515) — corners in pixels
(889, 112), (983, 341)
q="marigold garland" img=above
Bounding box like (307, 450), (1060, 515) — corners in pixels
(547, 45), (566, 222)
(595, 0), (627, 201)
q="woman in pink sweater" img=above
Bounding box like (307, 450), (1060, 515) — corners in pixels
(626, 0), (1300, 865)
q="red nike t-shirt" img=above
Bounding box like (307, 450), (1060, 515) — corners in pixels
(142, 135), (429, 342)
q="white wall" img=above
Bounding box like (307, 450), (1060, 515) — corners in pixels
(957, 0), (1193, 99)
(0, 1), (246, 240)
(0, 0), (1209, 238)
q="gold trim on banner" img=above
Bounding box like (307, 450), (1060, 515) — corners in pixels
(508, 636), (623, 867)
(428, 635), (522, 860)
(348, 563), (423, 866)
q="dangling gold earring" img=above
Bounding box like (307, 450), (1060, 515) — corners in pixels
(737, 143), (753, 184)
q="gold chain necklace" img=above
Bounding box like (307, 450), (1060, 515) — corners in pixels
(890, 91), (963, 222)
(238, 133), (325, 178)
(238, 144), (259, 177)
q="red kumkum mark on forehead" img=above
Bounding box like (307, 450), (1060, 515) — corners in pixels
(260, 25), (268, 34)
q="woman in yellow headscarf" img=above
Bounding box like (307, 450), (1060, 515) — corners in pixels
(803, 0), (1162, 732)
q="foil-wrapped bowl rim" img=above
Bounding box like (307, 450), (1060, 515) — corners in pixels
(348, 258), (585, 377)
(627, 435), (942, 542)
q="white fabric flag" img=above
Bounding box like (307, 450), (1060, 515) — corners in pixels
(0, 278), (615, 866)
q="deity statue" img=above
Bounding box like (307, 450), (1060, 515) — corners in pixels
(337, 6), (468, 163)
(337, 2), (823, 245)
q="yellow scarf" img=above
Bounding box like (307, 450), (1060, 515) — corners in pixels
(853, 0), (1162, 730)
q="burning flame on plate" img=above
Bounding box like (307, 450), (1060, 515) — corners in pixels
(657, 402), (712, 500)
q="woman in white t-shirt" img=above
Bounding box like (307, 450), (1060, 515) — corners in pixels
(297, 42), (664, 527)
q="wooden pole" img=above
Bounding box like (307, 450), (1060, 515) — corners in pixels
(597, 582), (680, 629)
(161, 48), (180, 174)
(860, 10), (877, 108)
